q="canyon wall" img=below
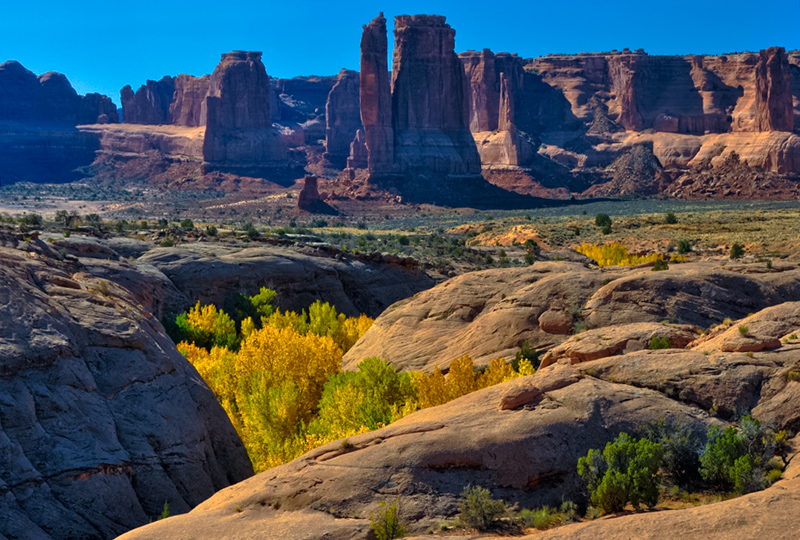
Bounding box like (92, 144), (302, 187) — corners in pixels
(531, 48), (795, 135)
(120, 76), (175, 124)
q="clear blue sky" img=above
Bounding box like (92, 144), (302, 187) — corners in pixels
(2, 0), (798, 106)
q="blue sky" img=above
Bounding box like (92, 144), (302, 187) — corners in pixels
(2, 0), (798, 105)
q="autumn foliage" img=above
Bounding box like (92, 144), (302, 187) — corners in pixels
(174, 289), (536, 472)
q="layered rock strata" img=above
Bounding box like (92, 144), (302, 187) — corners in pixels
(359, 13), (395, 175)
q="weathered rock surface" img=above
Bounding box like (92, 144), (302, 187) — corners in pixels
(345, 260), (800, 373)
(539, 322), (699, 368)
(756, 47), (795, 132)
(358, 13), (394, 175)
(120, 76), (175, 125)
(0, 231), (252, 539)
(343, 261), (610, 372)
(137, 243), (436, 319)
(116, 364), (717, 540)
(169, 74), (211, 127)
(324, 69), (362, 168)
(202, 51), (287, 175)
(390, 15), (481, 176)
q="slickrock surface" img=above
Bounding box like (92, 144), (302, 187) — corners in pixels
(345, 260), (800, 373)
(116, 364), (719, 540)
(119, 262), (800, 540)
(0, 231), (253, 540)
(137, 243), (436, 319)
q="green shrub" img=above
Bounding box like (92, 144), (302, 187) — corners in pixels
(648, 336), (671, 350)
(458, 485), (506, 530)
(513, 341), (540, 371)
(601, 224), (612, 235)
(519, 506), (561, 530)
(180, 219), (194, 229)
(652, 259), (669, 271)
(700, 416), (787, 494)
(664, 213), (678, 224)
(206, 225), (218, 237)
(738, 325), (749, 336)
(644, 418), (702, 490)
(677, 239), (692, 254)
(159, 238), (174, 247)
(730, 243), (745, 259)
(370, 500), (406, 540)
(595, 213), (612, 228)
(577, 433), (663, 514)
(524, 252), (535, 265)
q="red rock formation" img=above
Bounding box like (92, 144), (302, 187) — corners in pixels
(0, 61), (117, 124)
(78, 93), (118, 124)
(324, 69), (362, 168)
(346, 128), (368, 169)
(756, 47), (794, 132)
(390, 14), (481, 175)
(120, 76), (175, 125)
(169, 74), (210, 127)
(791, 52), (800, 133)
(359, 13), (394, 175)
(202, 51), (287, 174)
(461, 49), (500, 132)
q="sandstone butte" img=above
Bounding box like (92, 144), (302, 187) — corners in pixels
(103, 252), (800, 540)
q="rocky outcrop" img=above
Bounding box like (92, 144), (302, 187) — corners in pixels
(346, 128), (368, 168)
(461, 49), (500, 132)
(391, 15), (481, 176)
(359, 13), (394, 175)
(137, 243), (436, 319)
(117, 363), (719, 540)
(324, 69), (362, 168)
(0, 60), (118, 124)
(168, 74), (211, 127)
(202, 51), (287, 175)
(297, 175), (336, 214)
(120, 76), (175, 125)
(0, 232), (252, 540)
(756, 47), (794, 132)
(344, 260), (800, 374)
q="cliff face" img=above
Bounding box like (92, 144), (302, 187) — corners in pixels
(168, 74), (211, 127)
(120, 76), (175, 125)
(756, 47), (795, 132)
(202, 51), (287, 174)
(531, 49), (795, 136)
(391, 15), (481, 176)
(359, 13), (394, 175)
(323, 69), (362, 167)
